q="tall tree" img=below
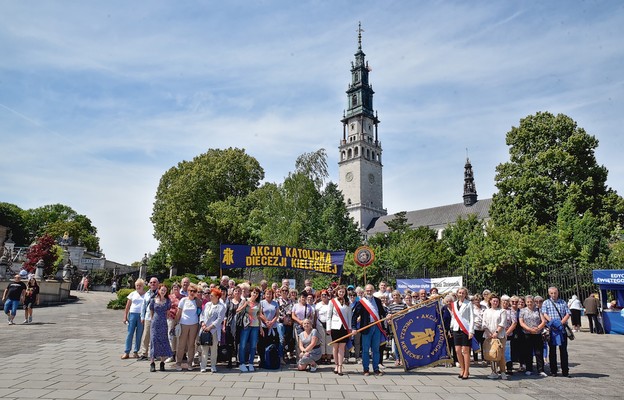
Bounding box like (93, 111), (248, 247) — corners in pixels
(0, 202), (27, 246)
(151, 147), (264, 274)
(295, 148), (329, 191)
(23, 204), (100, 252)
(491, 112), (622, 231)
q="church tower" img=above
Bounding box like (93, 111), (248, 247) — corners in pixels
(463, 157), (478, 206)
(338, 23), (386, 230)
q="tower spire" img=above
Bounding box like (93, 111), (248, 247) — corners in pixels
(357, 21), (364, 50)
(339, 23), (386, 231)
(463, 156), (478, 206)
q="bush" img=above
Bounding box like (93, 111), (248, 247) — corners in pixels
(107, 288), (133, 310)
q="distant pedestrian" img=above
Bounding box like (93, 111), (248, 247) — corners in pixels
(567, 295), (582, 332)
(111, 280), (118, 293)
(583, 293), (601, 334)
(78, 276), (85, 292)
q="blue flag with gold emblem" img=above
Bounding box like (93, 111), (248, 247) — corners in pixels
(390, 300), (451, 371)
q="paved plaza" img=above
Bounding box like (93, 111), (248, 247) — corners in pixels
(1, 291), (623, 400)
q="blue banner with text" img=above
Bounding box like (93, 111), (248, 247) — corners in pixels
(220, 244), (346, 275)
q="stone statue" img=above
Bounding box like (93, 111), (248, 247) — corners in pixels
(35, 259), (45, 281)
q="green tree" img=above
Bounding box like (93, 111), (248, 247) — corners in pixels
(295, 148), (329, 191)
(491, 112), (621, 232)
(245, 150), (360, 283)
(383, 211), (412, 233)
(368, 226), (449, 286)
(151, 147), (264, 274)
(0, 202), (27, 246)
(23, 204), (100, 252)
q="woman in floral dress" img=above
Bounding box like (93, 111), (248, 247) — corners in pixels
(149, 284), (173, 372)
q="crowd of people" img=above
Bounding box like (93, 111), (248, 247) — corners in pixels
(120, 275), (578, 379)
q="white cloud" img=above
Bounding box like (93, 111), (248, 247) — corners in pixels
(1, 1), (623, 264)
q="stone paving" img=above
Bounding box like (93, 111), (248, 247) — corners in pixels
(1, 291), (623, 400)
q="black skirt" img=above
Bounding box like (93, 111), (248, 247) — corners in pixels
(452, 330), (471, 347)
(330, 326), (349, 343)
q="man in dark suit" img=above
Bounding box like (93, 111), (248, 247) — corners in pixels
(352, 284), (387, 376)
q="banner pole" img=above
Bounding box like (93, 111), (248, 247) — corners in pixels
(327, 296), (441, 346)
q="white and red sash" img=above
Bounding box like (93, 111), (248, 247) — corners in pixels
(450, 300), (470, 335)
(360, 297), (387, 337)
(331, 298), (351, 334)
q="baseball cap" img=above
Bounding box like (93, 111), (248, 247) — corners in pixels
(19, 270), (28, 278)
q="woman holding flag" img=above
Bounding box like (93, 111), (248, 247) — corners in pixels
(327, 285), (352, 376)
(449, 287), (474, 380)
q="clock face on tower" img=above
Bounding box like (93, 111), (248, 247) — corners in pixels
(368, 173), (375, 183)
(346, 172), (354, 182)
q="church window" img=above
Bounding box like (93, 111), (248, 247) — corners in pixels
(341, 151), (346, 161)
(347, 198), (352, 205)
(347, 148), (352, 159)
(351, 94), (357, 107)
(354, 147), (359, 157)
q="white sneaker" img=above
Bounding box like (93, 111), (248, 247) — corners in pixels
(211, 367), (217, 373)
(175, 365), (182, 371)
(23, 319), (28, 324)
(487, 372), (499, 379)
(247, 364), (254, 372)
(200, 368), (207, 373)
(539, 372), (548, 377)
(310, 365), (317, 372)
(525, 371), (532, 376)
(501, 373), (508, 380)
(239, 364), (248, 372)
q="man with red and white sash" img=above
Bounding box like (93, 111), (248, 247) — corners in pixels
(351, 284), (387, 376)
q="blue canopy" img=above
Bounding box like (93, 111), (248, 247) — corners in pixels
(593, 270), (624, 335)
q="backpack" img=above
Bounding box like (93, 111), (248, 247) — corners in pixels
(263, 344), (280, 370)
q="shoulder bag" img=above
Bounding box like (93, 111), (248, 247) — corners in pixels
(482, 337), (502, 361)
(550, 299), (575, 340)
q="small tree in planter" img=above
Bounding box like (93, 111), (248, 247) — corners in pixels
(23, 234), (61, 277)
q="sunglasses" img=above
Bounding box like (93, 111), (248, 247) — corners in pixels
(189, 289), (197, 293)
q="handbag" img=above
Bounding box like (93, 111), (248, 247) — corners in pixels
(483, 337), (502, 361)
(549, 299), (575, 340)
(199, 330), (213, 346)
(564, 324), (575, 340)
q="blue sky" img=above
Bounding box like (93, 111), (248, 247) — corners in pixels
(1, 1), (623, 265)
